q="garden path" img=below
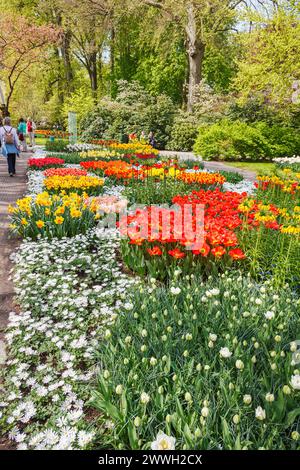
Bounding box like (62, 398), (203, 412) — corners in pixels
(0, 151), (31, 366)
(160, 150), (257, 182)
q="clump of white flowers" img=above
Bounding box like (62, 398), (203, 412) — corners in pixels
(1, 229), (140, 449)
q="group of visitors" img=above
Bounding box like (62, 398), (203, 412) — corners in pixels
(17, 118), (36, 151)
(0, 117), (36, 177)
(127, 130), (157, 148)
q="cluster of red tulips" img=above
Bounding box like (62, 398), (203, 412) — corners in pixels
(43, 168), (87, 177)
(120, 189), (249, 261)
(28, 157), (65, 170)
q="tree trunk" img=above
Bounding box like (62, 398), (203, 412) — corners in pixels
(186, 3), (205, 112)
(88, 52), (98, 101)
(110, 26), (115, 96)
(0, 104), (9, 117)
(0, 83), (9, 116)
(61, 29), (74, 93)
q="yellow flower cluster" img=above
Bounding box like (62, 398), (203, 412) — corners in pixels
(281, 226), (300, 235)
(238, 198), (255, 213)
(9, 192), (101, 239)
(44, 175), (104, 195)
(79, 150), (119, 160)
(109, 142), (159, 155)
(9, 196), (33, 217)
(254, 204), (277, 223)
(278, 205), (300, 235)
(258, 172), (300, 194)
(143, 166), (181, 179)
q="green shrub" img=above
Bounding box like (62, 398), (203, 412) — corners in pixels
(193, 120), (271, 161)
(254, 123), (300, 158)
(80, 80), (175, 149)
(91, 272), (300, 450)
(193, 120), (300, 161)
(167, 114), (198, 152)
(45, 139), (69, 153)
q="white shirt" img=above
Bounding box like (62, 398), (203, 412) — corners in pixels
(0, 125), (20, 147)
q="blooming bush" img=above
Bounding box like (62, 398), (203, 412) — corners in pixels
(9, 192), (100, 239)
(44, 175), (104, 196)
(91, 273), (300, 450)
(28, 157), (65, 170)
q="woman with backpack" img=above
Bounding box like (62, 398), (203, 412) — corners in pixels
(0, 117), (20, 177)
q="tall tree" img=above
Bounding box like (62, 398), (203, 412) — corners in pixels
(138, 0), (242, 110)
(61, 0), (113, 97)
(0, 13), (60, 115)
(234, 6), (300, 114)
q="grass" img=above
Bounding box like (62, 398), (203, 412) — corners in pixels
(224, 162), (275, 174)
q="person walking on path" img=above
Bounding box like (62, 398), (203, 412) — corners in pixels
(17, 118), (27, 152)
(0, 117), (20, 177)
(26, 117), (36, 148)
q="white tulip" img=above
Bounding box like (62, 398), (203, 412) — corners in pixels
(140, 392), (150, 404)
(290, 374), (300, 390)
(151, 432), (176, 450)
(219, 347), (232, 359)
(255, 406), (266, 421)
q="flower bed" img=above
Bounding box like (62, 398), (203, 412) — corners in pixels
(28, 157), (65, 170)
(9, 192), (100, 239)
(176, 171), (226, 186)
(43, 168), (87, 177)
(0, 229), (140, 449)
(80, 160), (137, 180)
(79, 150), (120, 160)
(91, 273), (300, 450)
(3, 139), (300, 451)
(273, 156), (300, 171)
(43, 175), (104, 196)
(120, 188), (300, 284)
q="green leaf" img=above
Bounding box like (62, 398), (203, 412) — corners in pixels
(128, 422), (139, 450)
(286, 408), (300, 427)
(120, 392), (128, 417)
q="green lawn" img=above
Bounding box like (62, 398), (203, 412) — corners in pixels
(224, 161), (275, 174)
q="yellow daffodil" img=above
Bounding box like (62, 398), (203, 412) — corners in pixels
(54, 216), (64, 225)
(36, 220), (45, 229)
